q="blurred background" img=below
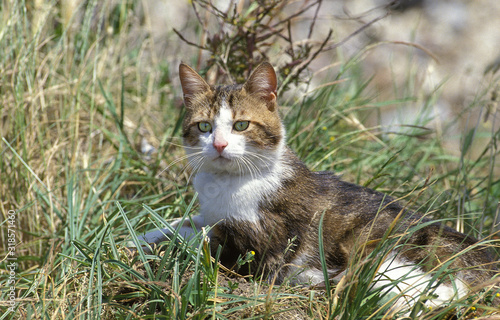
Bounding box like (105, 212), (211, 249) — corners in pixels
(37, 0), (500, 153)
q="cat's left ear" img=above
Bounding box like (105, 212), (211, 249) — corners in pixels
(244, 62), (278, 112)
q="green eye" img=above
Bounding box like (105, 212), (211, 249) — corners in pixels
(233, 121), (249, 131)
(198, 122), (212, 132)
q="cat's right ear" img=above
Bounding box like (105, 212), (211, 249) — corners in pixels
(179, 63), (211, 108)
(244, 62), (278, 112)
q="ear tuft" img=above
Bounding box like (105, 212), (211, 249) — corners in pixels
(244, 62), (278, 111)
(179, 63), (211, 107)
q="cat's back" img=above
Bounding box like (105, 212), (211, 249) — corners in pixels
(278, 149), (404, 224)
(309, 165), (497, 281)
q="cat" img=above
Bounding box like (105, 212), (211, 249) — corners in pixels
(134, 62), (497, 309)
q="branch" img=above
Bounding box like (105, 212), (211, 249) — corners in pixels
(323, 11), (390, 51)
(173, 28), (207, 51)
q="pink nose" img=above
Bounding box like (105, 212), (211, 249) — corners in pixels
(213, 139), (228, 154)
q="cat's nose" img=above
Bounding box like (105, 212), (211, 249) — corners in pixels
(213, 139), (228, 154)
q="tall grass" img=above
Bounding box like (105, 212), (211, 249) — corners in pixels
(0, 1), (499, 319)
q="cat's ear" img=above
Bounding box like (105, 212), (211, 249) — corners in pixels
(244, 62), (278, 112)
(179, 63), (211, 108)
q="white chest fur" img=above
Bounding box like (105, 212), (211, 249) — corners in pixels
(193, 166), (285, 226)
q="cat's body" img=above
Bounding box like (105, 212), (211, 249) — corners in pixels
(135, 62), (497, 308)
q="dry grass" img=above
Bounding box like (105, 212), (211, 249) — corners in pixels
(0, 1), (499, 319)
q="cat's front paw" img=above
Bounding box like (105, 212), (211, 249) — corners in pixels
(125, 228), (173, 254)
(126, 216), (206, 253)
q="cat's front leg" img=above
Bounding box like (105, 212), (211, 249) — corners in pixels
(130, 215), (206, 252)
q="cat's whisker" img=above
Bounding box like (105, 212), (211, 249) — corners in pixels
(239, 155), (262, 180)
(245, 155), (263, 175)
(237, 157), (255, 180)
(184, 153), (203, 171)
(161, 138), (185, 147)
(234, 158), (248, 182)
(182, 156), (200, 176)
(186, 155), (205, 184)
(155, 152), (202, 179)
(175, 152), (201, 173)
(245, 149), (274, 162)
(180, 144), (204, 151)
(245, 151), (274, 172)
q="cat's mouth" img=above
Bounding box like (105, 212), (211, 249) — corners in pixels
(213, 155), (231, 163)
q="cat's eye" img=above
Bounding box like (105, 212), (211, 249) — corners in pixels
(233, 121), (250, 131)
(198, 122), (212, 132)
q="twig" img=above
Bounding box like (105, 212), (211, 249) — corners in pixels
(270, 0), (321, 30)
(308, 0), (322, 39)
(324, 11), (390, 51)
(172, 28), (207, 51)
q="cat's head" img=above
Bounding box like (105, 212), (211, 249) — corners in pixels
(179, 63), (285, 175)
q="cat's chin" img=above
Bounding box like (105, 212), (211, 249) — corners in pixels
(200, 156), (240, 174)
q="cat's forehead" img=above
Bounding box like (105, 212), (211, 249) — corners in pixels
(191, 84), (252, 118)
(215, 84), (243, 94)
(214, 84), (244, 105)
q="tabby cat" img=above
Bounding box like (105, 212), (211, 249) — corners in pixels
(135, 62), (497, 309)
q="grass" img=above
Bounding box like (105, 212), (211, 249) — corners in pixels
(0, 1), (499, 319)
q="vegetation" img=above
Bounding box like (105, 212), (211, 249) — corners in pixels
(0, 0), (498, 319)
